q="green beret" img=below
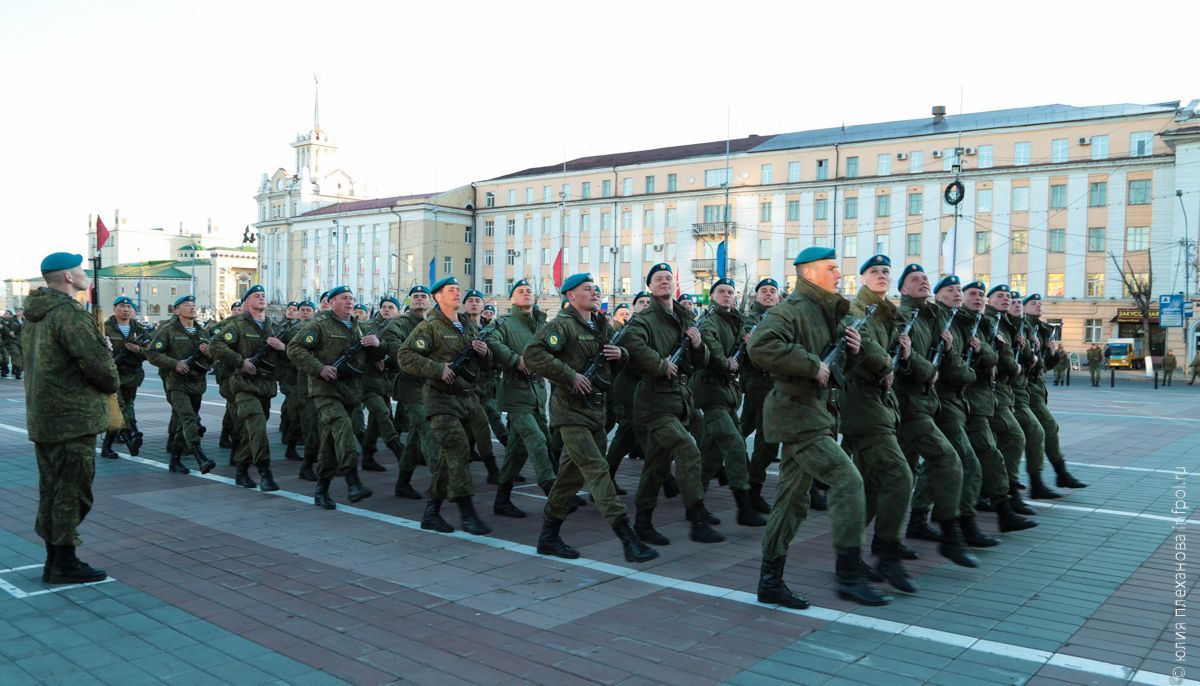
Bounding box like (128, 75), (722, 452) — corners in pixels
(464, 289), (484, 300)
(933, 275), (961, 293)
(987, 284), (1010, 297)
(286, 301), (299, 309)
(794, 246), (837, 265)
(113, 296), (135, 308)
(646, 262), (672, 285)
(679, 294), (694, 303)
(710, 278), (735, 295)
(963, 280), (986, 293)
(483, 304), (497, 313)
(508, 279), (530, 297)
(40, 252), (83, 273)
(1009, 290), (1022, 300)
(242, 284), (265, 301)
(408, 285), (430, 296)
(899, 263), (925, 287)
(859, 254), (891, 275)
(431, 276), (458, 294)
(230, 300), (242, 309)
(633, 290), (651, 304)
(1022, 293), (1041, 304)
(614, 303), (629, 313)
(560, 272), (593, 294)
(298, 300), (316, 309)
(755, 278), (779, 292)
(327, 285), (352, 299)
(352, 304), (368, 312)
(319, 291), (330, 301)
(173, 295), (195, 308)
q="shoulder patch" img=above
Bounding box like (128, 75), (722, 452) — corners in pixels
(223, 332), (234, 341)
(414, 337), (428, 351)
(301, 329), (318, 348)
(153, 341), (164, 350)
(545, 331), (563, 352)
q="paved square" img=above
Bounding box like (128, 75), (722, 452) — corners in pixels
(0, 371), (1196, 685)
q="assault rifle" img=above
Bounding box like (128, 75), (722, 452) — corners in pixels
(727, 322), (758, 379)
(888, 309), (920, 371)
(925, 307), (959, 392)
(666, 308), (710, 368)
(447, 320), (501, 384)
(580, 314), (633, 394)
(820, 304), (876, 389)
(113, 331), (154, 368)
(332, 319), (391, 380)
(961, 312), (984, 366)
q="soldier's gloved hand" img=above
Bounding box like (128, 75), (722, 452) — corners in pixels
(440, 364), (457, 384)
(897, 332), (912, 359)
(970, 337), (981, 352)
(267, 336), (286, 351)
(727, 357), (740, 373)
(844, 326), (862, 354)
(241, 359), (258, 375)
(602, 344), (622, 361)
(664, 360), (679, 379)
(816, 362), (830, 387)
(360, 334), (380, 348)
(318, 365), (338, 381)
(572, 373), (593, 395)
(175, 360), (190, 375)
(471, 340), (488, 357)
(686, 327), (702, 349)
(940, 329), (953, 350)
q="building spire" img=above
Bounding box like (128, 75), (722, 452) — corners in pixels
(313, 74), (321, 139)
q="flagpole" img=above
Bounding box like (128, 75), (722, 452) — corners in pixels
(91, 215), (102, 326)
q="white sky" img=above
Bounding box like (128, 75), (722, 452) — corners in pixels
(0, 0), (1191, 283)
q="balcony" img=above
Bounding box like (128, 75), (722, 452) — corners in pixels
(692, 222), (738, 237)
(692, 258), (737, 275)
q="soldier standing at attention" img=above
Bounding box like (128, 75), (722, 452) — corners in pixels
(524, 273), (658, 563)
(288, 285), (379, 509)
(741, 278), (780, 515)
(359, 297), (404, 472)
(621, 263), (724, 545)
(24, 252), (120, 584)
(1163, 349), (1177, 387)
(396, 277), (493, 535)
(461, 290), (502, 484)
(838, 255), (918, 593)
(146, 295), (217, 475)
(1024, 294), (1086, 488)
(392, 286), (440, 498)
(209, 286), (286, 491)
(748, 247), (890, 608)
(1086, 343), (1103, 386)
(490, 280), (558, 517)
(101, 296), (148, 458)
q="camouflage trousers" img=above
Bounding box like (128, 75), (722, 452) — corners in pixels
(762, 434), (865, 557)
(1027, 387), (1066, 470)
(234, 392), (273, 467)
(117, 369), (143, 431)
(428, 414), (473, 501)
(990, 404), (1027, 485)
(312, 395), (361, 480)
(499, 408), (554, 486)
(167, 389), (204, 452)
(398, 401), (439, 474)
(35, 435), (97, 547)
(843, 432), (911, 544)
(4, 342), (21, 374)
(482, 397), (507, 443)
(911, 409), (982, 518)
(898, 414), (964, 522)
(1012, 401), (1046, 479)
(698, 405), (750, 491)
(363, 391), (399, 450)
(546, 424), (625, 524)
(634, 413), (704, 510)
(967, 414), (1012, 503)
(465, 397), (497, 462)
(740, 395), (780, 488)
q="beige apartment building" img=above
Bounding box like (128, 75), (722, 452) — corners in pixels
(472, 100), (1200, 358)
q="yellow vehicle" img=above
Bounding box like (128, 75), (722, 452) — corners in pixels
(1105, 338), (1145, 369)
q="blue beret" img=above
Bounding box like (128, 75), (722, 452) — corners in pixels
(319, 291), (330, 301)
(646, 262), (673, 285)
(1009, 290), (1022, 300)
(431, 276), (458, 294)
(242, 284), (265, 301)
(173, 295), (195, 308)
(987, 284), (1010, 297)
(408, 285), (430, 296)
(113, 296), (134, 308)
(679, 294), (694, 303)
(298, 300), (316, 309)
(614, 303), (629, 313)
(710, 278), (735, 295)
(794, 246), (837, 265)
(464, 289), (484, 300)
(352, 304), (368, 311)
(633, 290), (651, 303)
(964, 280), (986, 293)
(1022, 293), (1041, 304)
(859, 254), (891, 275)
(508, 278), (531, 297)
(40, 252), (83, 273)
(899, 263), (925, 287)
(286, 301), (299, 309)
(560, 272), (593, 294)
(327, 285), (353, 299)
(933, 275), (961, 293)
(231, 300), (242, 309)
(483, 304), (497, 313)
(755, 278), (779, 292)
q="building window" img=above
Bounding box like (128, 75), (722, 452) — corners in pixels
(541, 216), (550, 233)
(601, 211), (613, 230)
(974, 273), (990, 287)
(1014, 142), (1031, 166)
(1047, 273), (1065, 297)
(814, 198), (828, 220)
(760, 202), (772, 222)
(484, 220), (494, 237)
(464, 257), (474, 276)
(1084, 318), (1102, 342)
(1048, 228), (1066, 252)
(601, 245), (611, 263)
(524, 188), (533, 203)
(786, 237), (799, 257)
(1010, 273), (1028, 293)
(464, 225), (474, 243)
(667, 174), (678, 192)
(602, 179), (612, 197)
(844, 197), (858, 220)
(761, 164), (773, 184)
(666, 243), (676, 261)
(506, 219), (516, 235)
(622, 178), (633, 196)
(841, 274), (858, 296)
(1086, 273), (1104, 297)
(704, 168), (730, 188)
(787, 162), (801, 183)
(843, 235), (858, 258)
(758, 239), (770, 260)
(537, 186), (548, 202)
(1088, 182), (1107, 207)
(1130, 131), (1153, 157)
(580, 246), (590, 264)
(621, 245), (631, 263)
(816, 159), (829, 180)
(1087, 227), (1105, 252)
(539, 247), (548, 265)
(619, 277), (631, 294)
(1126, 226), (1150, 251)
(1128, 179), (1151, 205)
(580, 181), (591, 199)
(1091, 135), (1109, 160)
(906, 233), (921, 256)
(484, 250), (494, 266)
(580, 213), (591, 232)
(908, 192), (923, 216)
(975, 231), (990, 254)
(505, 278), (514, 294)
(976, 189), (992, 213)
(875, 194), (891, 218)
(644, 209), (655, 228)
(506, 250), (517, 265)
(909, 150), (924, 173)
(1011, 230), (1028, 254)
(877, 154), (891, 176)
(665, 208), (677, 227)
(703, 204), (726, 223)
(978, 145), (994, 169)
(621, 210), (632, 229)
(1122, 273), (1149, 298)
(642, 175), (654, 194)
(1050, 184), (1067, 209)
(1012, 186), (1030, 212)
(1051, 139), (1069, 163)
(942, 148), (957, 172)
(506, 189), (516, 205)
(845, 157), (859, 178)
(443, 256), (453, 274)
(640, 244), (651, 261)
(485, 192), (495, 208)
(786, 200), (800, 221)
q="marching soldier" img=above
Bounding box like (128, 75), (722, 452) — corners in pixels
(748, 247), (889, 608)
(3, 308), (24, 379)
(985, 285), (1038, 518)
(1006, 294), (1060, 500)
(1190, 353), (1200, 385)
(277, 301), (311, 462)
(101, 296), (149, 458)
(477, 303), (509, 447)
(360, 296), (405, 472)
(276, 301), (300, 451)
(1163, 349), (1177, 387)
(1024, 294), (1086, 488)
(296, 291), (333, 480)
(0, 311), (10, 377)
(741, 278), (780, 515)
(838, 255), (917, 593)
(611, 303), (630, 329)
(215, 300), (242, 454)
(621, 263), (723, 545)
(1053, 352), (1069, 386)
(692, 277), (767, 527)
(524, 273), (658, 563)
(288, 285), (379, 509)
(396, 277), (493, 535)
(392, 286), (440, 499)
(209, 285), (286, 491)
(460, 290), (502, 484)
(24, 252), (120, 584)
(146, 295), (217, 475)
(1086, 343), (1103, 386)
(604, 290), (651, 484)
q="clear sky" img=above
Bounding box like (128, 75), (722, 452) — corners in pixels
(0, 0), (1191, 283)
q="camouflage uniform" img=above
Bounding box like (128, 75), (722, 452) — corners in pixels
(739, 300), (779, 508)
(390, 308), (441, 494)
(209, 313), (283, 473)
(103, 316), (149, 437)
(145, 316), (211, 462)
(4, 315), (25, 378)
(487, 308), (555, 488)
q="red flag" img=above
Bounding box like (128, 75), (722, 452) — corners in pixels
(96, 216), (111, 250)
(552, 248), (564, 288)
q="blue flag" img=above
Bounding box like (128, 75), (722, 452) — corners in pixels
(716, 240), (727, 279)
(429, 257), (436, 286)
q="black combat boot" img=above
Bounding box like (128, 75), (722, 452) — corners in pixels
(756, 556), (809, 609)
(835, 548), (893, 606)
(481, 454), (500, 486)
(1052, 462), (1087, 488)
(1008, 482), (1037, 515)
(298, 453), (317, 482)
(100, 432), (119, 459)
(314, 478), (336, 510)
(228, 438), (238, 466)
(284, 440), (302, 461)
(995, 499), (1038, 532)
(634, 507), (670, 546)
(235, 463), (257, 489)
(748, 483), (771, 514)
(1028, 472), (1062, 500)
(344, 469), (373, 503)
(13, 367), (21, 380)
(493, 482), (526, 518)
(975, 496), (995, 512)
(455, 496), (492, 536)
(715, 467), (728, 487)
(168, 446), (190, 474)
(257, 464), (279, 492)
(0, 363), (7, 377)
(905, 508), (942, 541)
(936, 519), (980, 568)
(537, 514), (579, 559)
(687, 503), (725, 543)
(191, 448), (215, 475)
(661, 473), (679, 499)
(47, 546), (106, 585)
(732, 489), (767, 527)
(123, 428), (143, 456)
(873, 539), (918, 593)
(219, 428), (233, 449)
(809, 483), (828, 511)
(420, 498), (454, 532)
(612, 516), (659, 563)
(959, 515), (1000, 547)
(42, 541), (53, 582)
(386, 437), (405, 460)
(394, 470), (422, 499)
(361, 447), (386, 472)
(870, 535), (919, 560)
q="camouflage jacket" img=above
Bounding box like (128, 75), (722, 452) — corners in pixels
(145, 316), (211, 395)
(288, 310), (376, 404)
(524, 306), (622, 431)
(487, 307), (549, 412)
(396, 306), (491, 419)
(105, 316), (151, 380)
(689, 304), (743, 410)
(839, 286), (901, 437)
(620, 297), (708, 421)
(209, 312), (282, 399)
(389, 309), (426, 405)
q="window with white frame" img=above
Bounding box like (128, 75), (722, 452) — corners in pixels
(1125, 226), (1150, 251)
(507, 189), (516, 205)
(844, 197), (858, 219)
(976, 189), (992, 213)
(1130, 131), (1153, 157)
(1011, 186), (1030, 212)
(704, 168), (731, 188)
(873, 235), (887, 255)
(760, 202), (772, 222)
(978, 144), (994, 169)
(644, 209), (655, 228)
(908, 192), (923, 216)
(621, 210), (632, 229)
(906, 233), (921, 256)
(580, 246), (590, 264)
(464, 257), (473, 275)
(787, 162), (801, 183)
(816, 159), (828, 180)
(665, 208), (677, 227)
(843, 235), (858, 258)
(506, 219), (516, 235)
(814, 198), (828, 220)
(526, 188), (533, 203)
(786, 237), (799, 257)
(443, 256), (452, 274)
(1051, 139), (1069, 163)
(1084, 318), (1102, 342)
(1086, 273), (1104, 297)
(1128, 179), (1152, 205)
(787, 200), (800, 221)
(581, 181), (591, 199)
(643, 244), (654, 261)
(667, 174), (677, 192)
(484, 220), (494, 236)
(846, 157), (859, 178)
(644, 176), (654, 194)
(484, 250), (494, 266)
(622, 178), (633, 196)
(542, 248), (550, 264)
(875, 194), (890, 218)
(877, 153), (891, 176)
(1014, 142), (1031, 165)
(909, 150), (924, 173)
(580, 213), (590, 232)
(1089, 181), (1107, 207)
(1090, 135), (1109, 160)
(543, 186), (552, 202)
(761, 164), (773, 184)
(759, 239), (770, 259)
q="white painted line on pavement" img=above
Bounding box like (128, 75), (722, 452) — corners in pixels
(1028, 500), (1200, 526)
(1067, 462), (1190, 475)
(139, 392), (282, 416)
(1053, 410), (1200, 423)
(0, 563), (117, 599)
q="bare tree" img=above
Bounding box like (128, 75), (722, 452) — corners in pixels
(1109, 250), (1153, 365)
